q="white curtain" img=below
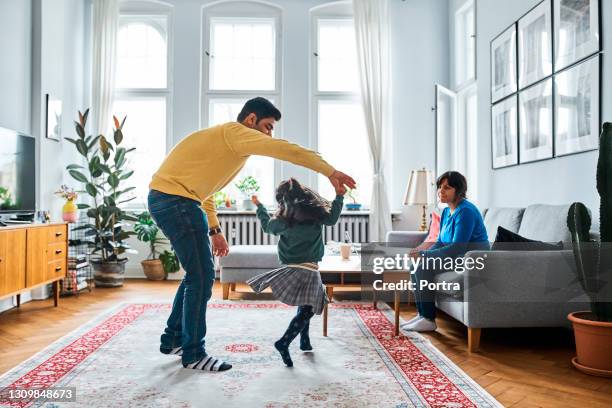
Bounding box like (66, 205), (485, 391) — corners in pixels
(353, 0), (392, 241)
(91, 0), (119, 136)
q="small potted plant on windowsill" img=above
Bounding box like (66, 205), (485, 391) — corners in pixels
(134, 211), (180, 280)
(235, 176), (260, 211)
(345, 188), (362, 211)
(214, 191), (236, 211)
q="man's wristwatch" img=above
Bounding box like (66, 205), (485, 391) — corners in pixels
(208, 227), (222, 236)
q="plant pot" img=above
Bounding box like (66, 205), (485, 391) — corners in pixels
(568, 311), (612, 377)
(91, 259), (128, 288)
(62, 199), (78, 223)
(242, 199), (255, 211)
(141, 259), (166, 280)
(345, 203), (362, 211)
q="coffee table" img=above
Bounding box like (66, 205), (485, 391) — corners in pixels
(319, 254), (410, 337)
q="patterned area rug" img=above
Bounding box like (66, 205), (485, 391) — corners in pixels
(0, 302), (501, 408)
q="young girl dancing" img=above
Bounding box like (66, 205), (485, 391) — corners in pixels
(247, 178), (345, 367)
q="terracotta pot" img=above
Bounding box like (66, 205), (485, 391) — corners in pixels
(141, 259), (166, 281)
(91, 259), (127, 288)
(568, 311), (612, 377)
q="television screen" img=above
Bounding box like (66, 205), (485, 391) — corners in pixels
(0, 127), (36, 212)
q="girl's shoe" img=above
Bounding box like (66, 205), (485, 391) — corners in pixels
(300, 335), (312, 351)
(400, 314), (422, 329)
(402, 317), (437, 332)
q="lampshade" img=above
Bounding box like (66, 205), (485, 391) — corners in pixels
(403, 168), (435, 206)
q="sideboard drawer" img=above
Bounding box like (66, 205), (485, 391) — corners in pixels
(48, 242), (67, 262)
(47, 259), (66, 280)
(47, 225), (68, 243)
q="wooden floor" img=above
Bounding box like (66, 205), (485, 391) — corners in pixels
(0, 279), (610, 407)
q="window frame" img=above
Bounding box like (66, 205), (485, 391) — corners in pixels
(114, 8), (174, 209)
(454, 0), (477, 89)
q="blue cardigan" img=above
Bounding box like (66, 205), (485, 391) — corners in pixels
(421, 199), (489, 259)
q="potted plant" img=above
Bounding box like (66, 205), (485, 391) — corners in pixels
(134, 211), (180, 280)
(65, 109), (138, 288)
(55, 184), (79, 223)
(345, 188), (362, 211)
(567, 122), (612, 377)
(0, 187), (17, 210)
(235, 176), (260, 211)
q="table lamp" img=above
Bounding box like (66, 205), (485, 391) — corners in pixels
(403, 168), (435, 231)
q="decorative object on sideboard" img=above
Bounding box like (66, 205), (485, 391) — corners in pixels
(134, 211), (180, 280)
(45, 94), (62, 141)
(345, 188), (362, 211)
(65, 109), (138, 288)
(55, 184), (79, 223)
(403, 168), (435, 232)
(490, 23), (517, 103)
(517, 0), (552, 89)
(518, 78), (553, 163)
(554, 55), (600, 157)
(235, 176), (260, 211)
(553, 0), (600, 71)
(567, 123), (612, 377)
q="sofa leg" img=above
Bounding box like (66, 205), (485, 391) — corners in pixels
(468, 328), (481, 353)
(222, 283), (230, 300)
(230, 283), (236, 292)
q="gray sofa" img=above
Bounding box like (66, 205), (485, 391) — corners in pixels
(219, 245), (280, 299)
(387, 204), (592, 352)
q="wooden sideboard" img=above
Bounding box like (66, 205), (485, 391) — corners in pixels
(0, 223), (68, 308)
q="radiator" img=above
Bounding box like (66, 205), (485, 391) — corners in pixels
(218, 213), (369, 245)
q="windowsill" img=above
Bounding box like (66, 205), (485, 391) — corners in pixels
(216, 208), (372, 215)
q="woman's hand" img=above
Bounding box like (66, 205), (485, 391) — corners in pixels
(211, 233), (230, 257)
(251, 195), (261, 206)
(409, 248), (421, 259)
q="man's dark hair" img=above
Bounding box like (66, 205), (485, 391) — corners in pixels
(436, 171), (468, 199)
(237, 97), (282, 123)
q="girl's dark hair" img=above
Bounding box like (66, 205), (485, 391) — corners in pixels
(275, 178), (331, 226)
(436, 171), (468, 199)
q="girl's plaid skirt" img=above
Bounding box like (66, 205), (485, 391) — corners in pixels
(246, 263), (328, 315)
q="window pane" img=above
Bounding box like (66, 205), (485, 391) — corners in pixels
(208, 99), (275, 205)
(112, 97), (167, 205)
(116, 17), (167, 89)
(317, 100), (372, 204)
(210, 19), (276, 91)
(317, 20), (359, 92)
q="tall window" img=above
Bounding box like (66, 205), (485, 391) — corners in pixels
(204, 17), (278, 204)
(314, 18), (372, 204)
(114, 14), (171, 206)
(454, 0), (476, 87)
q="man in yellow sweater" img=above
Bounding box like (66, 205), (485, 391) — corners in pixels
(148, 97), (355, 372)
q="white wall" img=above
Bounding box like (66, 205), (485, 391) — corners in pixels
(447, 0), (610, 231)
(0, 0), (86, 313)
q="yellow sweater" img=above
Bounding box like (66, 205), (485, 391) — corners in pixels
(149, 122), (335, 228)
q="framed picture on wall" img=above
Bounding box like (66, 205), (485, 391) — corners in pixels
(554, 54), (600, 156)
(519, 78), (553, 163)
(518, 0), (552, 89)
(491, 24), (517, 103)
(553, 0), (600, 71)
(45, 94), (62, 141)
(491, 95), (518, 169)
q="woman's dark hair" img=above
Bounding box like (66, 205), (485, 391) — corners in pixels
(275, 178), (331, 226)
(436, 171), (468, 199)
(237, 97), (282, 123)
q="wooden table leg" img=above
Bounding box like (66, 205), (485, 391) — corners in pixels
(394, 290), (400, 336)
(53, 281), (60, 307)
(16, 294), (21, 307)
(372, 289), (377, 309)
(323, 286), (334, 337)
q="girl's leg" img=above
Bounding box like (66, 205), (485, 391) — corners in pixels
(300, 315), (312, 351)
(275, 305), (314, 366)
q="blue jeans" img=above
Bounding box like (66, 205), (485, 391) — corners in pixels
(148, 189), (215, 364)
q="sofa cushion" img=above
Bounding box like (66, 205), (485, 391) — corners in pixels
(424, 211), (441, 243)
(483, 207), (525, 240)
(518, 204), (571, 243)
(219, 245), (281, 269)
(492, 226), (564, 251)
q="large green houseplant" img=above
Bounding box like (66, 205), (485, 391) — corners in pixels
(134, 211), (180, 280)
(567, 122), (612, 377)
(66, 109), (138, 288)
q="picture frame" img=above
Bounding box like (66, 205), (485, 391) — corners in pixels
(491, 95), (518, 169)
(554, 54), (600, 157)
(490, 24), (517, 103)
(519, 78), (553, 163)
(553, 0), (600, 71)
(518, 0), (552, 89)
(45, 94), (62, 141)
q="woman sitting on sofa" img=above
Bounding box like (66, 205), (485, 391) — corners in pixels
(402, 171), (489, 332)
